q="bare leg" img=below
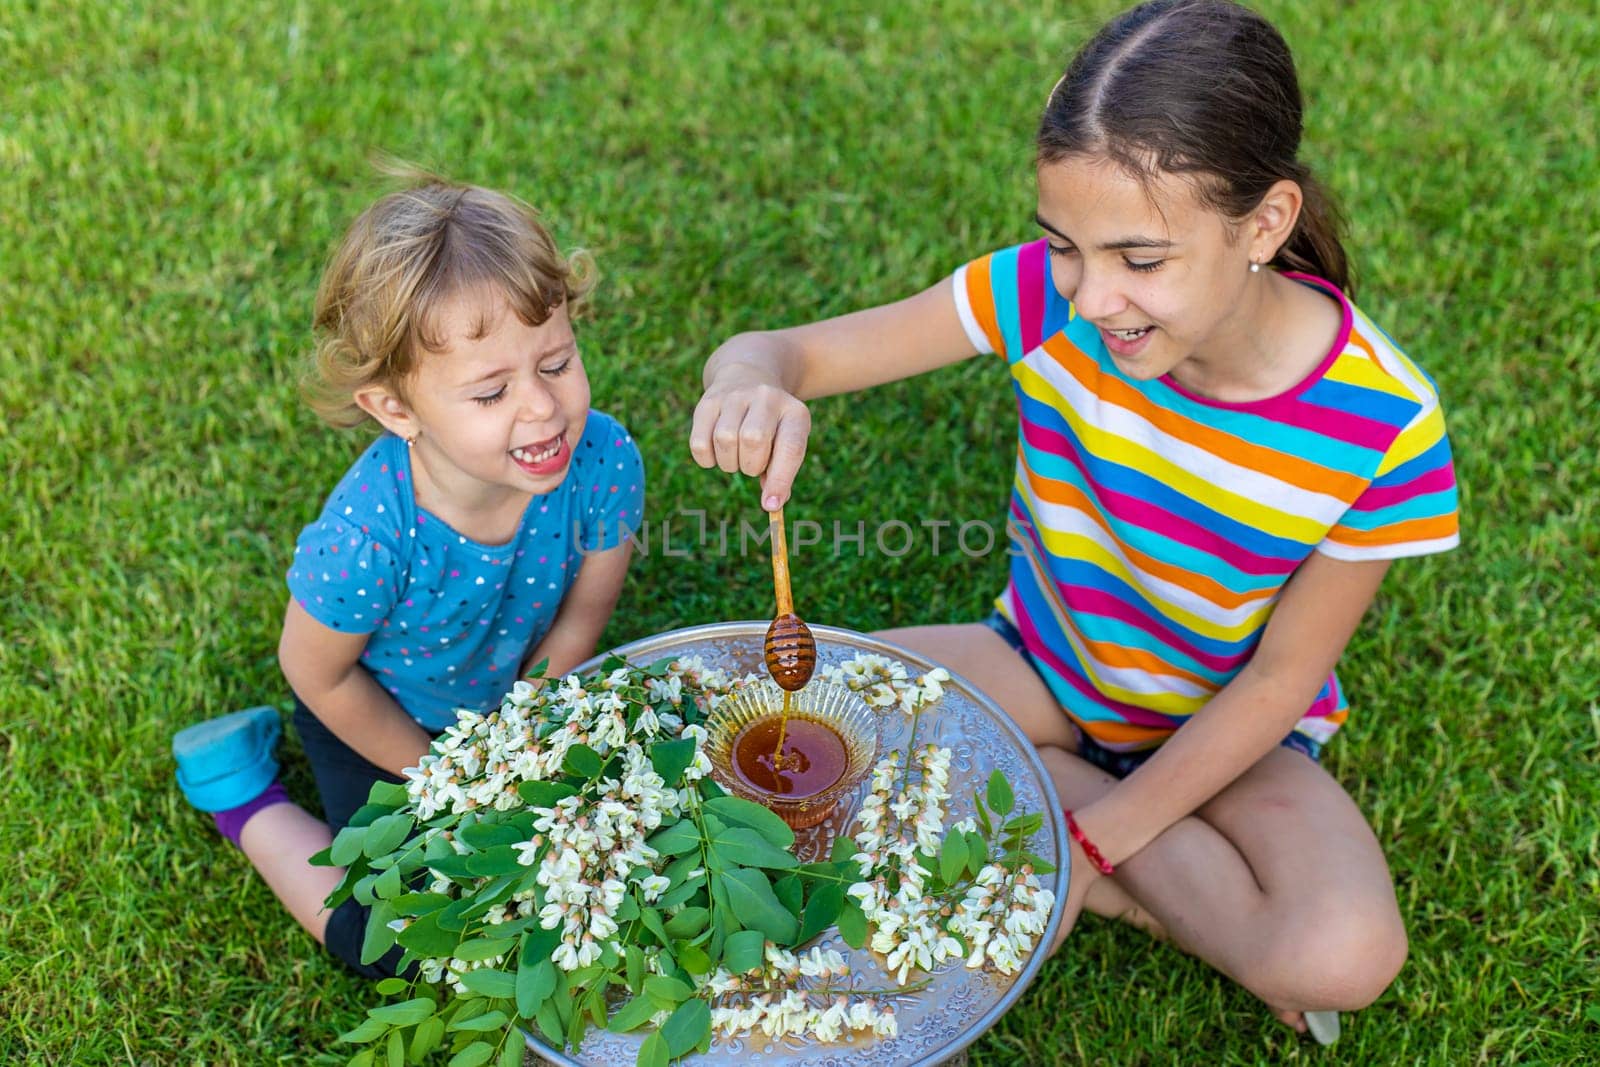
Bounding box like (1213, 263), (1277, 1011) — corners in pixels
(237, 803), (342, 944)
(879, 624), (1406, 1024)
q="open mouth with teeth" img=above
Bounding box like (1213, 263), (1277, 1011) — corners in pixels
(509, 433), (570, 476)
(1099, 323), (1157, 358)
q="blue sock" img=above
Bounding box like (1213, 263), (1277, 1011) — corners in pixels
(211, 781), (292, 846)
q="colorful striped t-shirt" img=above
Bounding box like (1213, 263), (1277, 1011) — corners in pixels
(952, 240), (1460, 750)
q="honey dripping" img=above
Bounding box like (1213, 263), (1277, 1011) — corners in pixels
(733, 714), (846, 799)
(773, 689), (792, 769)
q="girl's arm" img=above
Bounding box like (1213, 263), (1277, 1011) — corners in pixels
(1073, 552), (1394, 865)
(277, 600), (436, 777)
(691, 280), (981, 509)
(519, 540), (634, 679)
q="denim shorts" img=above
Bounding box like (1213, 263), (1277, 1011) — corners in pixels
(981, 611), (1321, 778)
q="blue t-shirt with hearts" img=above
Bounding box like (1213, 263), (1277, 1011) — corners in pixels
(286, 410), (644, 730)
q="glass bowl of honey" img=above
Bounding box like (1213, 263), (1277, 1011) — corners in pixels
(703, 679), (878, 829)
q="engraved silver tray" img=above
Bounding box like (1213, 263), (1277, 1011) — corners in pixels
(526, 621), (1069, 1067)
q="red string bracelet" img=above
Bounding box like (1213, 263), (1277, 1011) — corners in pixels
(1064, 809), (1115, 875)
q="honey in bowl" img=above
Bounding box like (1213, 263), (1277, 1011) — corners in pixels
(704, 679), (877, 832)
(732, 715), (847, 799)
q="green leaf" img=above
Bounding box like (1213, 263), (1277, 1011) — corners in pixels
(396, 914), (460, 958)
(709, 825), (799, 870)
(534, 998), (562, 1045)
(605, 993), (658, 1033)
(348, 1050), (375, 1067)
(675, 941), (712, 975)
(498, 1036), (523, 1067)
(353, 871), (380, 907)
(646, 819), (701, 857)
(1022, 851), (1057, 875)
(466, 846), (526, 878)
(367, 780), (409, 808)
(661, 999), (711, 1058)
(426, 853), (477, 881)
(337, 1017), (389, 1044)
(563, 743), (603, 778)
(455, 936), (518, 963)
(521, 925), (560, 967)
(516, 958), (557, 1018)
(625, 944), (646, 994)
(719, 869), (799, 944)
(829, 835), (859, 863)
(974, 791), (993, 834)
(447, 1010), (509, 1032)
(641, 906), (673, 947)
(1003, 811), (1044, 836)
(365, 812), (416, 858)
(638, 1032), (670, 1067)
(458, 969), (517, 998)
(458, 821), (528, 850)
(649, 737), (698, 786)
(702, 795), (796, 850)
(373, 864), (404, 900)
(655, 876), (705, 909)
(384, 1021), (404, 1066)
(721, 929), (765, 973)
(773, 874), (803, 917)
(374, 977), (408, 996)
(369, 997), (436, 1027)
(518, 780), (579, 807)
(709, 871), (743, 947)
(437, 896), (477, 931)
(939, 831), (969, 885)
(330, 825), (369, 867)
(447, 1042), (494, 1067)
(663, 851), (701, 887)
(643, 974), (694, 1008)
(663, 906), (710, 939)
(986, 770), (1014, 817)
(308, 845), (335, 868)
(409, 1016), (444, 1060)
(393, 891), (453, 917)
(965, 831), (989, 876)
(837, 899), (868, 950)
(797, 883), (843, 945)
(360, 901), (398, 965)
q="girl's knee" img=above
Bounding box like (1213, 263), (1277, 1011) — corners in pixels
(1255, 900), (1408, 1010)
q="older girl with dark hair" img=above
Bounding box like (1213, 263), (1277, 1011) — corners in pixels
(691, 0), (1458, 1044)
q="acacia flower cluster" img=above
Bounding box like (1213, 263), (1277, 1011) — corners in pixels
(703, 946), (898, 1042)
(945, 861), (1053, 975)
(818, 654), (951, 716)
(392, 658), (748, 994)
(832, 656), (1057, 984)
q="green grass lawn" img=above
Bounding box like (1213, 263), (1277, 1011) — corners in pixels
(2, 0), (1596, 1062)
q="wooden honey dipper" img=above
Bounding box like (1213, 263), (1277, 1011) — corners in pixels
(763, 506), (816, 692)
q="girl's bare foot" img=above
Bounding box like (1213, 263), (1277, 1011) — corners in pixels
(1272, 1006), (1308, 1033)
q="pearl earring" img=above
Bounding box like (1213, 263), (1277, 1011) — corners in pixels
(1249, 260), (1261, 274)
(405, 432), (419, 447)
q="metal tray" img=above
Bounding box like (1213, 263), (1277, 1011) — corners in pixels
(526, 621), (1068, 1067)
